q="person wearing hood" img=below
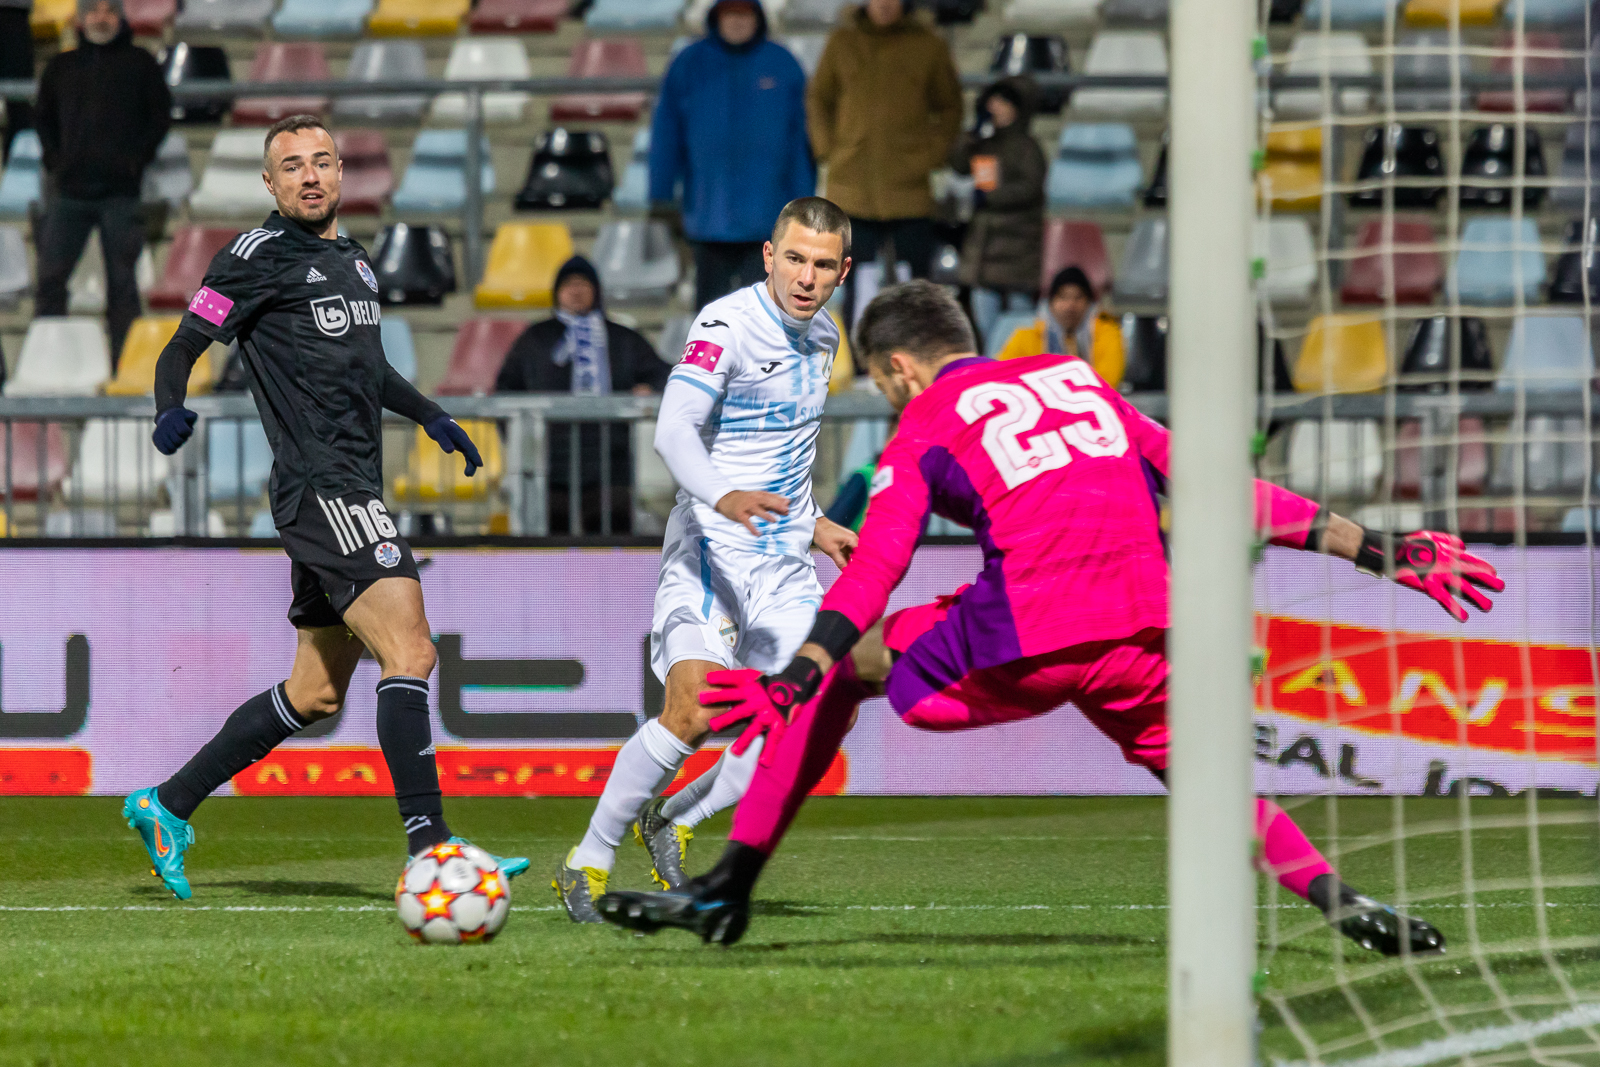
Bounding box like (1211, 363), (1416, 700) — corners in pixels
(650, 0), (814, 311)
(34, 0), (170, 364)
(996, 265), (1126, 389)
(496, 255), (671, 534)
(948, 76), (1047, 347)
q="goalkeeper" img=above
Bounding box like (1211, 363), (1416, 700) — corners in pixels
(597, 281), (1503, 949)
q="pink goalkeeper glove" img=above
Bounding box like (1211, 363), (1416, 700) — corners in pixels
(1354, 529), (1504, 623)
(698, 662), (822, 767)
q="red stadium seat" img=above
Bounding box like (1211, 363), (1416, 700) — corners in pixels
(149, 226), (240, 310)
(233, 43), (332, 126)
(549, 40), (648, 122)
(0, 421), (67, 501)
(437, 318), (528, 396)
(470, 0), (565, 33)
(1476, 32), (1571, 113)
(124, 0), (176, 34)
(1394, 416), (1488, 500)
(1040, 219), (1112, 300)
(1340, 219), (1442, 305)
(334, 128), (393, 215)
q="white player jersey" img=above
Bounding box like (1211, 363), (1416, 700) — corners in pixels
(667, 281), (840, 557)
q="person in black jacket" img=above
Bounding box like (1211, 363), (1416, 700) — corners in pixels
(34, 0), (171, 364)
(495, 255), (670, 535)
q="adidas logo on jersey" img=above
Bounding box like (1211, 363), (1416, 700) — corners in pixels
(306, 267), (327, 283)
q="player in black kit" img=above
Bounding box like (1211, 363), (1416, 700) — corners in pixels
(122, 115), (528, 899)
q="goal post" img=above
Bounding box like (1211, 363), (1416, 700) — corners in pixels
(1167, 0), (1260, 1063)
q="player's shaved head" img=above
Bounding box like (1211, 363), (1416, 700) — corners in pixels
(856, 280), (976, 371)
(771, 197), (851, 260)
(263, 114), (335, 168)
(262, 115), (342, 237)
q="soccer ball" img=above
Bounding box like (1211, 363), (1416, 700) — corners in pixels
(396, 841), (510, 944)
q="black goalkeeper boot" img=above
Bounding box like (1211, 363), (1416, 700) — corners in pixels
(597, 842), (764, 946)
(1309, 873), (1446, 957)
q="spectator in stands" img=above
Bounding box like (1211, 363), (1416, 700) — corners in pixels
(809, 0), (962, 306)
(34, 0), (170, 365)
(947, 76), (1046, 348)
(0, 0), (32, 162)
(996, 265), (1125, 388)
(650, 0), (813, 312)
(496, 255), (670, 535)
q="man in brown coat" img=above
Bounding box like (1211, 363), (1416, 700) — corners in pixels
(809, 0), (962, 304)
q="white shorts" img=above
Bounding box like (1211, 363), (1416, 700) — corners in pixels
(649, 504), (823, 682)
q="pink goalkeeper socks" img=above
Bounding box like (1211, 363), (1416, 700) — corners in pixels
(1255, 797), (1335, 900)
(729, 657), (870, 855)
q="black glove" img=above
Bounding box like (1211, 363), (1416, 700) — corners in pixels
(152, 407), (197, 456)
(423, 415), (483, 477)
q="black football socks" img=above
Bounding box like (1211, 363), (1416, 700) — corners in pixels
(157, 683), (309, 821)
(375, 675), (451, 855)
(692, 841), (769, 904)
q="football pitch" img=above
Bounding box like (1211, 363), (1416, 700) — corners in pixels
(0, 795), (1595, 1067)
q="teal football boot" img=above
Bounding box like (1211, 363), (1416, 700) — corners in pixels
(445, 836), (530, 881)
(122, 787), (195, 900)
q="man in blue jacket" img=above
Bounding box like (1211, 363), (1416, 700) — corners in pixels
(649, 0), (815, 312)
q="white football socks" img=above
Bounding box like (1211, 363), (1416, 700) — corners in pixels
(570, 719), (694, 873)
(659, 736), (764, 829)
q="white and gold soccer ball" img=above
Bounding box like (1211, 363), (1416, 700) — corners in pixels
(396, 841), (510, 944)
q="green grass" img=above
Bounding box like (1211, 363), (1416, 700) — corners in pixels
(0, 796), (1594, 1067)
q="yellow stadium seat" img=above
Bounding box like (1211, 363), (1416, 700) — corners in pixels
(31, 0), (73, 38)
(1293, 315), (1390, 394)
(105, 316), (215, 396)
(1265, 126), (1323, 155)
(474, 223), (574, 310)
(1259, 126), (1323, 211)
(368, 0), (469, 35)
(392, 419), (503, 502)
(1404, 0), (1500, 26)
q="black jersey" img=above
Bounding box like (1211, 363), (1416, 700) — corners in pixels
(179, 211), (430, 526)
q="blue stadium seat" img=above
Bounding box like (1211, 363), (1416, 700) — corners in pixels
(392, 130), (496, 214)
(272, 0), (371, 35)
(1301, 0), (1398, 26)
(380, 316), (418, 382)
(0, 130), (41, 219)
(1046, 124), (1142, 209)
(208, 419), (273, 502)
(1455, 217), (1546, 305)
(614, 128), (650, 213)
(1505, 0), (1587, 24)
(1496, 315), (1592, 391)
(248, 509), (278, 538)
(585, 0), (681, 29)
(985, 310), (1038, 357)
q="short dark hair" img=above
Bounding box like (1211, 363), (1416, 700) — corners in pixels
(854, 280), (976, 369)
(771, 196), (852, 259)
(1048, 265), (1095, 302)
(263, 115), (334, 166)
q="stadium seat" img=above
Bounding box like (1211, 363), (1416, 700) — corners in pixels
(65, 419), (170, 504)
(67, 238), (156, 315)
(781, 34), (827, 78)
(175, 0), (276, 33)
(380, 316), (418, 383)
(1143, 132), (1168, 206)
(1339, 218), (1441, 305)
(44, 509), (118, 538)
(551, 40), (649, 122)
(1302, 0), (1397, 26)
(141, 132), (193, 209)
(1099, 0), (1168, 23)
(1276, 33), (1372, 118)
(585, 0), (682, 29)
(1003, 0), (1102, 30)
(1120, 314), (1166, 391)
(1292, 314), (1389, 394)
(207, 418), (273, 501)
(248, 509), (276, 537)
(1114, 216), (1168, 303)
(1460, 123), (1547, 208)
(1040, 219), (1111, 301)
(6, 318), (110, 396)
(0, 225), (29, 308)
(1506, 0), (1586, 24)
(189, 130), (277, 217)
(1394, 416), (1489, 500)
(1392, 33), (1468, 113)
(1477, 31), (1571, 112)
(0, 130), (41, 218)
(475, 223), (574, 309)
(334, 40), (429, 124)
(370, 223), (456, 305)
(149, 226), (240, 310)
(1258, 125), (1322, 212)
(990, 34), (1070, 114)
(1286, 420), (1383, 499)
(0, 422), (67, 501)
(985, 309), (1039, 358)
(1550, 122), (1599, 211)
(1349, 125), (1443, 208)
(437, 318), (526, 395)
(331, 129), (392, 215)
(147, 509), (229, 537)
(1398, 316), (1495, 391)
(393, 419), (502, 502)
(391, 129), (495, 214)
(1046, 123), (1142, 209)
(1070, 32), (1166, 117)
(1256, 217), (1318, 302)
(784, 0), (851, 26)
(160, 44), (232, 125)
(1497, 315), (1592, 390)
(431, 38), (532, 125)
(273, 0), (371, 35)
(1550, 216), (1600, 303)
(30, 0), (73, 38)
(1405, 0), (1499, 25)
(658, 315), (692, 365)
(125, 0), (177, 35)
(233, 43), (332, 125)
(515, 128), (614, 211)
(106, 316), (214, 396)
(470, 0), (565, 33)
(592, 220), (680, 305)
(1455, 216), (1546, 305)
(367, 0), (469, 35)
(614, 127), (651, 213)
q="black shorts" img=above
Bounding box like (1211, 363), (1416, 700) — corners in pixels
(278, 487), (419, 629)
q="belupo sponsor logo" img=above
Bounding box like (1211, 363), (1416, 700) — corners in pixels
(309, 295), (381, 336)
